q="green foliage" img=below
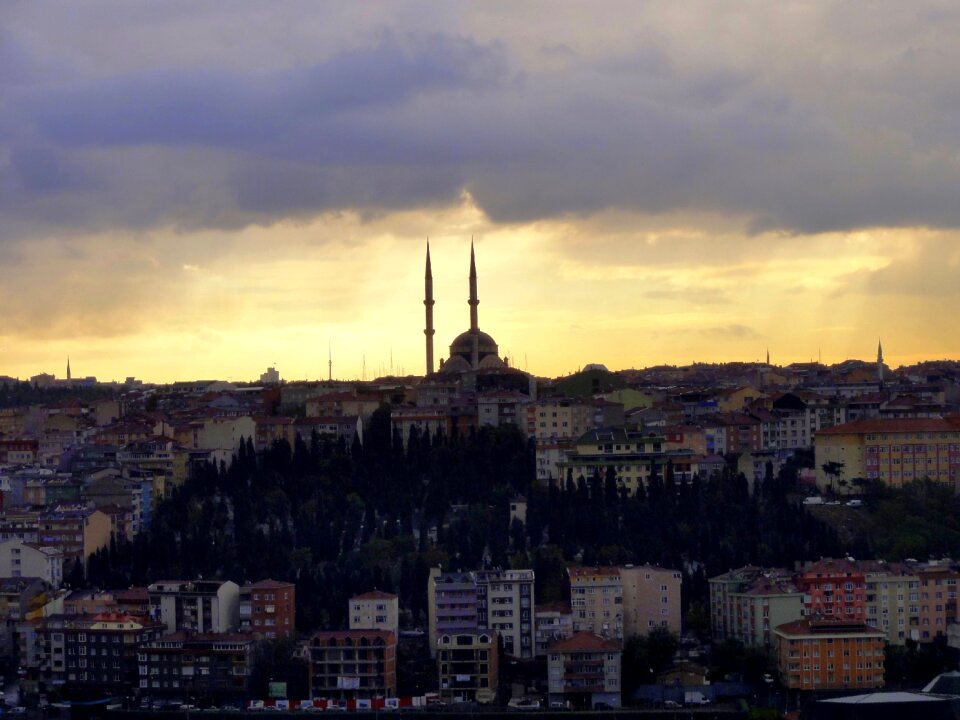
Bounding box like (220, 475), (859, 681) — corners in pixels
(684, 601), (710, 643)
(621, 628), (678, 696)
(85, 419), (535, 631)
(249, 636), (309, 699)
(0, 381), (114, 409)
(860, 480), (960, 559)
(708, 640), (774, 683)
(552, 369), (626, 398)
(885, 638), (954, 686)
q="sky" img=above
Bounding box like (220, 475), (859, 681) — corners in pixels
(3, 1), (960, 383)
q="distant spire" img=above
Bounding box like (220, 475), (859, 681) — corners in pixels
(468, 238), (479, 369)
(766, 348), (770, 366)
(328, 341), (332, 382)
(424, 240), (435, 375)
(469, 237), (479, 332)
(878, 338), (885, 384)
(66, 356), (71, 381)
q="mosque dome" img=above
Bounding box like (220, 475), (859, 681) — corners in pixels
(449, 329), (500, 365)
(438, 355), (472, 374)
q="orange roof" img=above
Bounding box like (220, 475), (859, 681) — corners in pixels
(775, 618), (884, 637)
(548, 632), (620, 653)
(817, 417), (960, 436)
(798, 558), (864, 578)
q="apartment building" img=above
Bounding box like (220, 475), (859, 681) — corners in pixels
(0, 539), (64, 586)
(775, 618), (886, 691)
(239, 579), (296, 638)
(862, 561), (920, 644)
(427, 569), (479, 657)
(524, 399), (594, 443)
(815, 417), (960, 492)
(709, 567), (803, 649)
(796, 558), (867, 622)
(138, 632), (255, 703)
(568, 567), (623, 641)
(38, 505), (111, 565)
(427, 568), (537, 659)
(917, 561), (960, 642)
(436, 631), (498, 704)
(474, 569), (535, 659)
(620, 565), (682, 638)
(557, 429), (699, 493)
(307, 630), (397, 699)
(148, 580), (240, 634)
(349, 590), (399, 636)
(0, 577), (47, 659)
(534, 602), (573, 657)
(62, 612), (165, 694)
(546, 633), (622, 709)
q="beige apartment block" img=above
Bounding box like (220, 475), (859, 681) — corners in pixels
(862, 561), (920, 645)
(568, 567), (623, 641)
(620, 565), (682, 638)
(547, 632), (622, 709)
(349, 590), (399, 636)
(437, 631), (498, 704)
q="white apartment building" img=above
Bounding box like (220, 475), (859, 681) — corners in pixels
(147, 579), (239, 634)
(475, 569), (536, 659)
(0, 538), (64, 587)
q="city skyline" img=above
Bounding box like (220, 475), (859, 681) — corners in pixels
(3, 2), (960, 383)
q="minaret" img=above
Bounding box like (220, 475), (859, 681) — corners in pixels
(469, 239), (479, 332)
(66, 356), (71, 381)
(424, 242), (436, 375)
(468, 239), (480, 369)
(877, 338), (884, 384)
(328, 342), (333, 382)
(766, 348), (770, 366)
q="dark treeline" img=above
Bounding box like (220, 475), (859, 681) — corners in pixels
(85, 406), (847, 632)
(0, 380), (115, 409)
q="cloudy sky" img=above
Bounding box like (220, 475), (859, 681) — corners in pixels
(2, 1), (960, 383)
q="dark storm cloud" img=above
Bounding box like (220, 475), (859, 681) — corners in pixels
(4, 1), (960, 239)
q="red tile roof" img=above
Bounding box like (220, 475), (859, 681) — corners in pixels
(548, 632), (620, 653)
(817, 417), (960, 436)
(245, 579), (295, 589)
(775, 618), (885, 637)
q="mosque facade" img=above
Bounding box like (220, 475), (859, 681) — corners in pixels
(422, 242), (533, 397)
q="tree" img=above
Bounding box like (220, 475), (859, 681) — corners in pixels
(822, 461), (845, 493)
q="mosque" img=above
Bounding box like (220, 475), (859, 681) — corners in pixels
(422, 242), (532, 394)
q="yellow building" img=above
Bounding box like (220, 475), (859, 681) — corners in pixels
(815, 418), (960, 493)
(715, 386), (766, 413)
(599, 388), (657, 413)
(524, 399), (594, 443)
(557, 428), (697, 493)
